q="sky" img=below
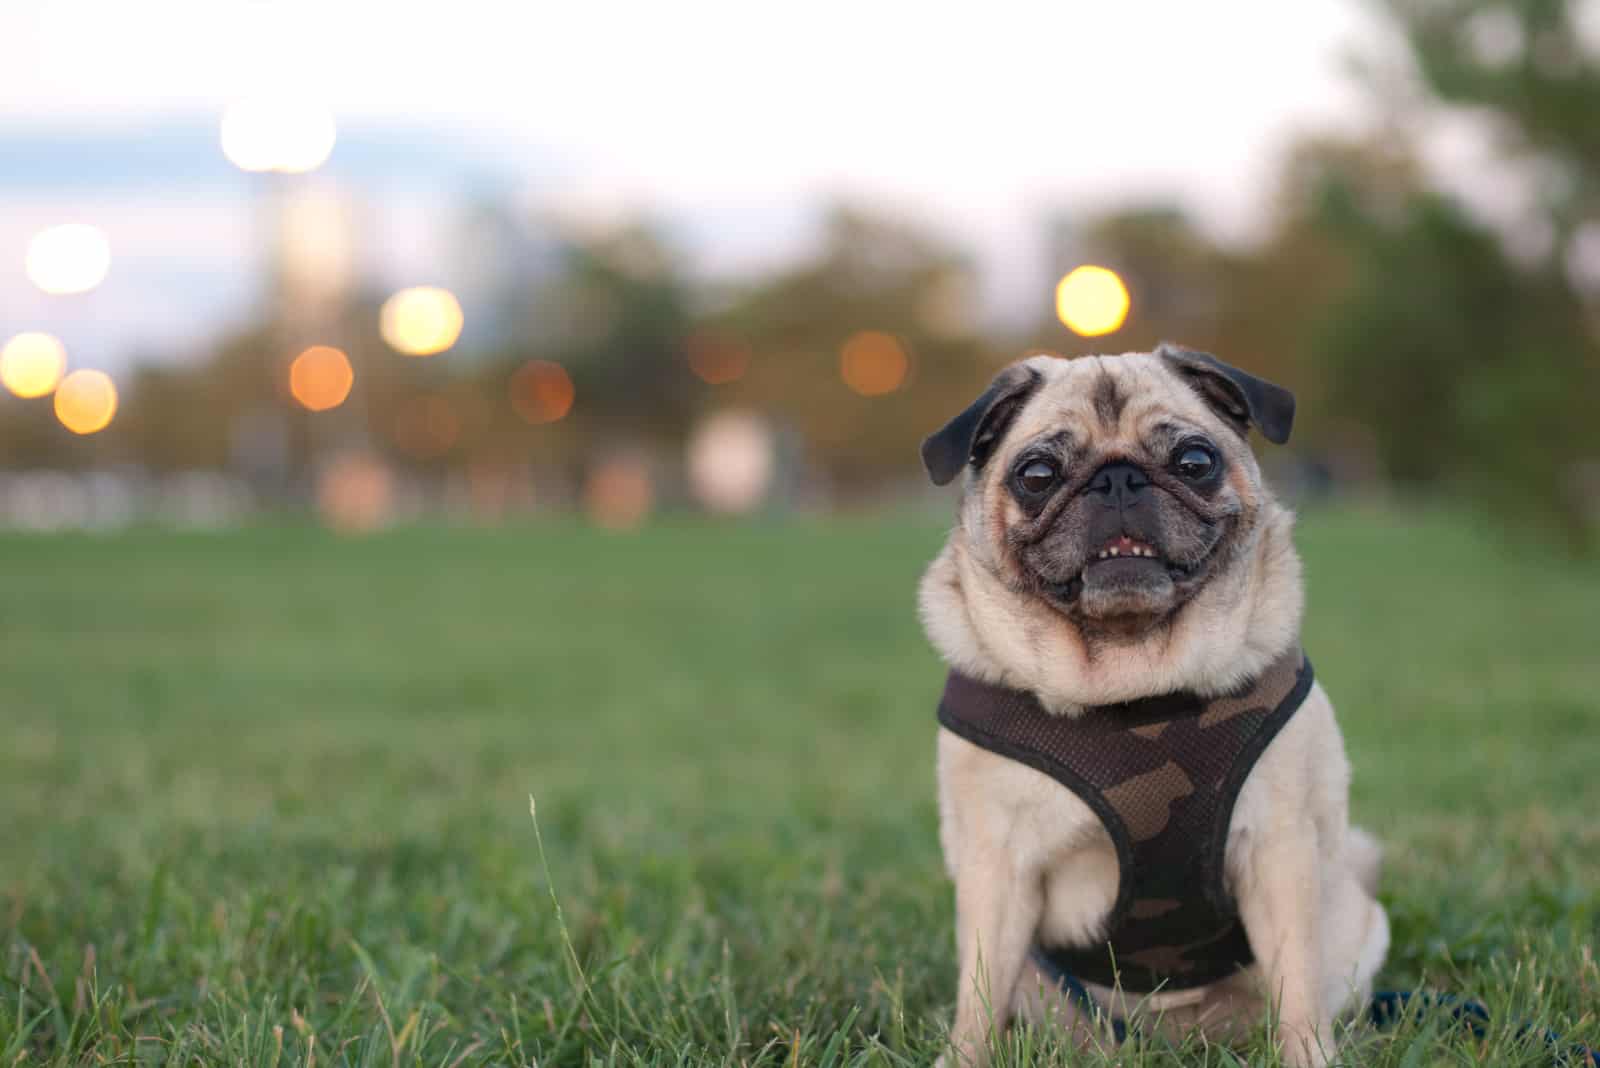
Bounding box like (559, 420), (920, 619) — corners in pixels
(0, 0), (1395, 373)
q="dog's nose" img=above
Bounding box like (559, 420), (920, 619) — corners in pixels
(1087, 462), (1150, 506)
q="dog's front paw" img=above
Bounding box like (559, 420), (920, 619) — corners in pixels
(935, 1032), (991, 1068)
(1280, 1024), (1335, 1068)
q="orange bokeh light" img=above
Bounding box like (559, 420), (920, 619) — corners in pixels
(686, 334), (750, 385)
(289, 346), (354, 412)
(840, 330), (910, 396)
(53, 369), (117, 435)
(316, 452), (394, 533)
(510, 361), (575, 424)
(584, 456), (653, 531)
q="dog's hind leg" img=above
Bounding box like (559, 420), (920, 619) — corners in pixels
(1008, 959), (1101, 1050)
(1346, 827), (1383, 897)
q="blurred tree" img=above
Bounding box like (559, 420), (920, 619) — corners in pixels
(1081, 208), (1229, 348)
(1029, 205), (1226, 358)
(0, 392), (77, 468)
(1235, 134), (1428, 444)
(705, 205), (996, 493)
(1308, 0), (1600, 542)
(1381, 0), (1600, 259)
(1026, 204), (1336, 434)
(517, 221), (698, 446)
(1313, 184), (1594, 536)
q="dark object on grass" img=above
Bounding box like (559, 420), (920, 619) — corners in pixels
(1035, 975), (1599, 1065)
(1367, 990), (1598, 1067)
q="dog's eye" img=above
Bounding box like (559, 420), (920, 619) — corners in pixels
(1016, 460), (1058, 495)
(1173, 445), (1217, 481)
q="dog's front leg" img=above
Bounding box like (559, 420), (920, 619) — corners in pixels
(947, 842), (1043, 1067)
(1238, 818), (1332, 1068)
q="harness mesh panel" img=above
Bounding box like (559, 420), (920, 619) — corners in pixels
(937, 647), (1313, 993)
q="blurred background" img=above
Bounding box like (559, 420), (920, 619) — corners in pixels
(5, 5), (1600, 1064)
(4, 0), (1597, 542)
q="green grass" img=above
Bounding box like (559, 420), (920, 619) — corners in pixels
(2, 507), (1597, 1066)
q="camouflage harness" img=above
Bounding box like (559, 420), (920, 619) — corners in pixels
(936, 646), (1314, 994)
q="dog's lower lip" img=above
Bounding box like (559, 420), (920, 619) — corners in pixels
(1074, 557), (1196, 584)
(1052, 575), (1084, 602)
(1085, 555), (1165, 570)
(1081, 551), (1170, 580)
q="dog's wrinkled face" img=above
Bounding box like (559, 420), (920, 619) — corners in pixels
(923, 345), (1295, 641)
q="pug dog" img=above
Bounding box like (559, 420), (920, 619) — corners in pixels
(919, 346), (1388, 1067)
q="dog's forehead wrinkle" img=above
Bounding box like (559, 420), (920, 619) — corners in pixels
(1008, 399), (1093, 456)
(1091, 364), (1128, 430)
(1016, 358), (1218, 462)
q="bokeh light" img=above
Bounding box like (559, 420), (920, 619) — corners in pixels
(316, 452), (394, 533)
(510, 360), (575, 424)
(585, 456), (654, 530)
(53, 369), (117, 435)
(1056, 265), (1130, 337)
(1, 332), (68, 398)
(686, 410), (776, 515)
(686, 334), (751, 385)
(840, 330), (910, 396)
(380, 286), (464, 356)
(26, 224), (111, 295)
(220, 97), (337, 174)
(288, 346), (354, 412)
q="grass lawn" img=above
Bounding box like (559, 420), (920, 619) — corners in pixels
(3, 507), (1597, 1066)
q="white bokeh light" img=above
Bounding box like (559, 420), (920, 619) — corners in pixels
(687, 410), (777, 516)
(221, 97), (337, 174)
(380, 286), (464, 356)
(26, 224), (112, 295)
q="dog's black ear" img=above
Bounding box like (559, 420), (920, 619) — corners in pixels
(1156, 343), (1295, 445)
(921, 365), (1043, 486)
